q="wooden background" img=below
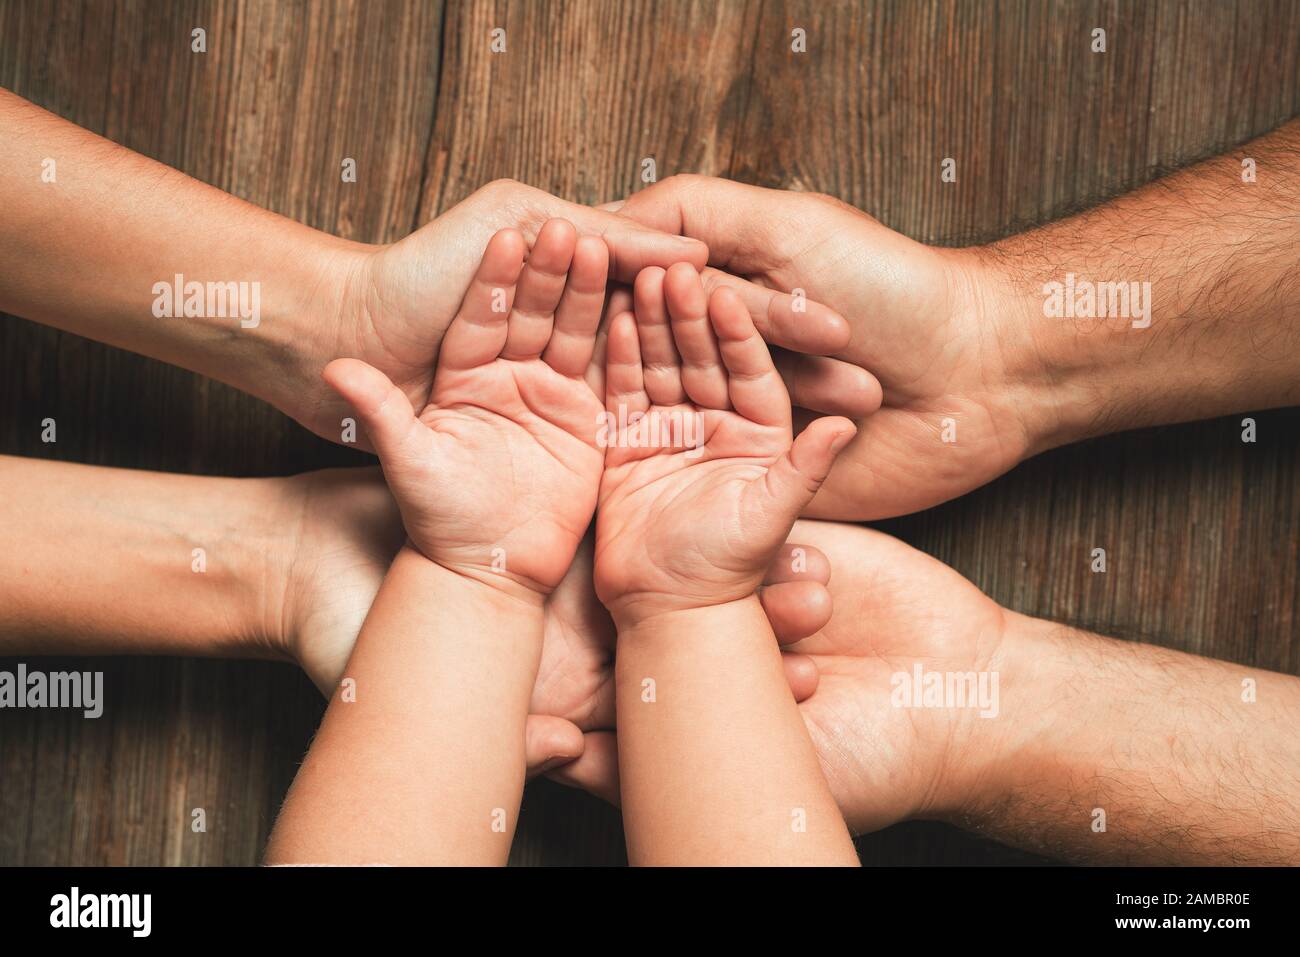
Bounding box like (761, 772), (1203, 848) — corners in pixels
(1, 0), (1298, 866)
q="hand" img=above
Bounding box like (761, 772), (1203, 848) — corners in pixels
(611, 175), (1052, 520)
(265, 466), (601, 767)
(322, 221), (608, 594)
(533, 531), (832, 735)
(554, 520), (1013, 834)
(264, 468), (833, 775)
(781, 521), (1010, 834)
(594, 263), (856, 621)
(297, 179), (877, 450)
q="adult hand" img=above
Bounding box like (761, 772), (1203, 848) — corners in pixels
(550, 520), (1011, 832)
(297, 179), (878, 449)
(608, 176), (1050, 520)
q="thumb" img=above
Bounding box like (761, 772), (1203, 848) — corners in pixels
(524, 714), (586, 777)
(321, 359), (420, 463)
(761, 416), (858, 519)
(545, 730), (621, 807)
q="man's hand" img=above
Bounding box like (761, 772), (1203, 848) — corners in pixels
(610, 175), (1047, 520)
(614, 131), (1300, 520)
(301, 179), (881, 447)
(553, 520), (1010, 829)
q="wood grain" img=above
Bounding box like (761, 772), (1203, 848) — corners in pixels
(0, 0), (1297, 866)
(0, 0), (443, 866)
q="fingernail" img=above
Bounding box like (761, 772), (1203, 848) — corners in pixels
(829, 430), (855, 454)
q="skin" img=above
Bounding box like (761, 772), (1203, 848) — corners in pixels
(0, 87), (879, 455)
(266, 221), (613, 864)
(562, 519), (1300, 865)
(595, 267), (859, 864)
(0, 454), (828, 779)
(608, 118), (1300, 519)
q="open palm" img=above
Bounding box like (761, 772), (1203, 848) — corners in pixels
(324, 221), (608, 593)
(787, 521), (1010, 834)
(595, 264), (856, 617)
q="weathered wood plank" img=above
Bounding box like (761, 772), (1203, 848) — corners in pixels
(1, 0), (1296, 866)
(0, 0), (442, 865)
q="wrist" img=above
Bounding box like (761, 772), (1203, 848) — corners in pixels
(932, 610), (1075, 827)
(612, 593), (762, 640)
(259, 229), (377, 431)
(945, 244), (1087, 458)
(413, 548), (550, 614)
(167, 473), (295, 665)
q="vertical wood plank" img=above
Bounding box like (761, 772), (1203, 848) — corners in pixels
(0, 0), (442, 864)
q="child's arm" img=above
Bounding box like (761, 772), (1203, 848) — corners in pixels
(266, 220), (609, 864)
(264, 546), (542, 865)
(596, 264), (860, 865)
(616, 597), (856, 865)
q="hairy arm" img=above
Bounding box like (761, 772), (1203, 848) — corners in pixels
(965, 614), (1300, 865)
(993, 118), (1300, 449)
(611, 121), (1300, 520)
(616, 598), (858, 866)
(264, 547), (543, 866)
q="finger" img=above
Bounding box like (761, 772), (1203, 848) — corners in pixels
(605, 310), (649, 417)
(546, 730), (622, 807)
(782, 652), (821, 702)
(485, 179), (707, 282)
(708, 285), (790, 429)
(763, 541), (832, 585)
(772, 348), (883, 419)
(502, 218), (576, 360)
(664, 262), (729, 409)
(321, 359), (420, 462)
(761, 581), (833, 644)
(759, 415), (858, 519)
(543, 234), (609, 377)
(438, 228), (527, 371)
(584, 284), (631, 399)
(632, 266), (686, 405)
(616, 175), (805, 275)
(523, 714), (586, 777)
(700, 266), (851, 356)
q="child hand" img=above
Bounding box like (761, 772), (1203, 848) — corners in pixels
(594, 263), (857, 623)
(323, 219), (608, 596)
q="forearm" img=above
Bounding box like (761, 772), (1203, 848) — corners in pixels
(264, 547), (544, 865)
(615, 597), (857, 866)
(0, 455), (287, 661)
(0, 89), (360, 415)
(986, 118), (1300, 450)
(961, 613), (1300, 864)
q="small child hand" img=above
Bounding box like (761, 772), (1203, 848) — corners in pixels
(323, 219), (609, 596)
(594, 263), (857, 623)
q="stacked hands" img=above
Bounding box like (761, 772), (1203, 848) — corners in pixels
(4, 88), (1300, 864)
(273, 221), (865, 864)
